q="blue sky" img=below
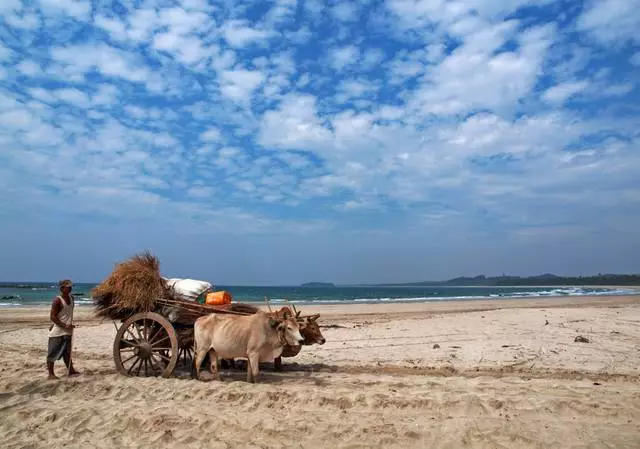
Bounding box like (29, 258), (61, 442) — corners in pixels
(0, 0), (639, 285)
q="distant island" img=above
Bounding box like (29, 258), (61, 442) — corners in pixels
(300, 282), (336, 288)
(376, 273), (640, 287)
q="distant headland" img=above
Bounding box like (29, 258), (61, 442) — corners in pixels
(300, 282), (336, 288)
(373, 273), (640, 287)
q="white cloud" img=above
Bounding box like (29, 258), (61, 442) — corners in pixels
(543, 81), (589, 104)
(39, 0), (91, 20)
(124, 105), (147, 119)
(201, 128), (221, 142)
(127, 8), (159, 42)
(219, 69), (266, 102)
(17, 60), (43, 77)
(0, 109), (36, 129)
(222, 20), (271, 47)
(153, 32), (213, 65)
(158, 7), (211, 34)
(329, 45), (360, 71)
(285, 26), (312, 44)
(92, 84), (119, 106)
(259, 94), (331, 150)
(95, 15), (129, 41)
(361, 48), (386, 70)
(337, 198), (380, 211)
(333, 4), (358, 22)
(409, 23), (556, 117)
(29, 88), (56, 103)
(335, 79), (380, 103)
(211, 50), (236, 71)
(265, 0), (297, 25)
(599, 83), (634, 97)
(0, 0), (21, 14)
(578, 0), (640, 45)
(5, 12), (40, 30)
(0, 42), (13, 60)
(187, 186), (215, 198)
(52, 43), (151, 83)
(55, 88), (91, 108)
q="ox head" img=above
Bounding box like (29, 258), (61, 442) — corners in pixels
(269, 317), (304, 346)
(300, 314), (325, 345)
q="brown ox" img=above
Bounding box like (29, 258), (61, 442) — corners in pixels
(193, 312), (303, 383)
(272, 307), (326, 371)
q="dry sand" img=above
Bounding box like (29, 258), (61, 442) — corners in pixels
(1, 295), (640, 448)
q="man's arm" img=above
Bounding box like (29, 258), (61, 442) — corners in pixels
(50, 298), (71, 330)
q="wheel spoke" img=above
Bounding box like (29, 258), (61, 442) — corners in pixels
(127, 357), (142, 375)
(151, 334), (170, 347)
(150, 354), (163, 373)
(148, 328), (161, 344)
(133, 322), (144, 341)
(121, 339), (138, 348)
(154, 352), (171, 362)
(125, 328), (141, 345)
(143, 358), (149, 377)
(121, 353), (137, 365)
(151, 347), (173, 351)
(136, 358), (143, 376)
(150, 352), (163, 366)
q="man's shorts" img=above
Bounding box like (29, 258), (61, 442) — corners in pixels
(47, 335), (71, 362)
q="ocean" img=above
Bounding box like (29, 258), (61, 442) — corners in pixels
(0, 283), (637, 308)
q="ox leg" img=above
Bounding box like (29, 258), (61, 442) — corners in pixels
(274, 356), (282, 372)
(208, 349), (220, 381)
(247, 353), (260, 383)
(193, 347), (208, 381)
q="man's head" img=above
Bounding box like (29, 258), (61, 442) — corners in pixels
(59, 279), (73, 294)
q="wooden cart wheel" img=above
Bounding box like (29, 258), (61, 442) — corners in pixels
(113, 312), (178, 378)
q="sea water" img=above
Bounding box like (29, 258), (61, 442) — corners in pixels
(0, 283), (637, 308)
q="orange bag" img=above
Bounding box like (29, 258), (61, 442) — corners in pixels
(205, 291), (232, 306)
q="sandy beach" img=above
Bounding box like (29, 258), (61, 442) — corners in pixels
(1, 295), (640, 448)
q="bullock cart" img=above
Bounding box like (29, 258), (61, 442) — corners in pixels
(109, 298), (258, 378)
(92, 252), (318, 378)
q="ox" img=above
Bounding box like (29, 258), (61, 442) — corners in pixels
(193, 312), (304, 383)
(274, 312), (326, 371)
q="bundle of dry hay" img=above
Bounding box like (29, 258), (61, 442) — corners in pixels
(92, 251), (173, 320)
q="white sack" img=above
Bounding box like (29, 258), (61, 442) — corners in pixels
(165, 278), (212, 302)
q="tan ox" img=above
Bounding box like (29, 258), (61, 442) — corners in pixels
(193, 312), (304, 383)
(274, 313), (326, 371)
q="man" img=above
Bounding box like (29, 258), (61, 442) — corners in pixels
(47, 279), (80, 379)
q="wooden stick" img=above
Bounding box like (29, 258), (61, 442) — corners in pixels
(263, 296), (273, 313)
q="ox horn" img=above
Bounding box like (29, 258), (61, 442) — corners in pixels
(282, 297), (299, 319)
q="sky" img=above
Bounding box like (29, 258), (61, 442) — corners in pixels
(0, 0), (639, 285)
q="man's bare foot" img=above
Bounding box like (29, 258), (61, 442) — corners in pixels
(68, 370), (80, 376)
(48, 374), (59, 380)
